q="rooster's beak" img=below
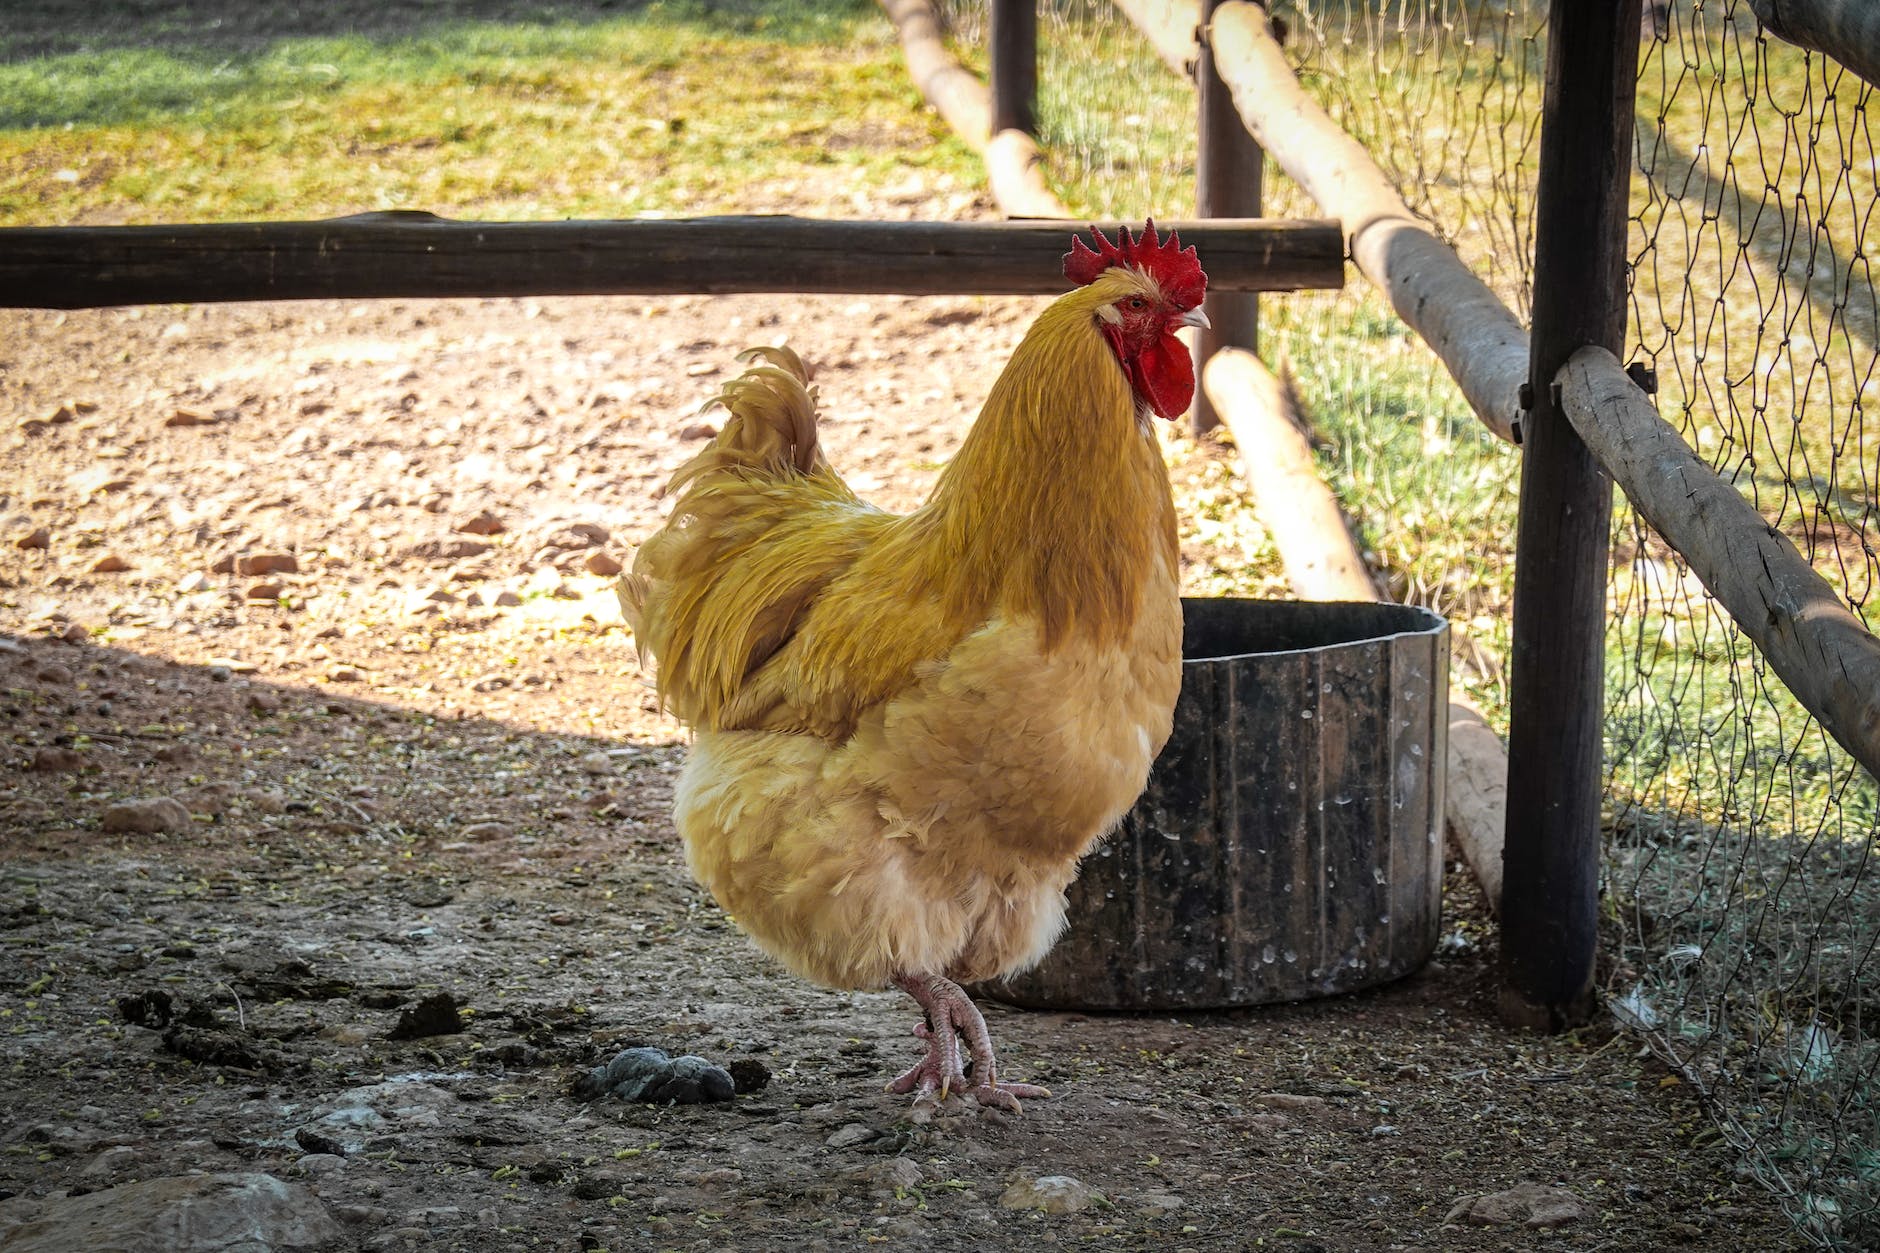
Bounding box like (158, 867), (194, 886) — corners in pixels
(1177, 306), (1212, 330)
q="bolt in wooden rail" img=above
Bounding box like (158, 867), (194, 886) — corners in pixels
(0, 213), (1345, 309)
(1191, 0), (1266, 437)
(1499, 0), (1644, 1033)
(1557, 346), (1880, 782)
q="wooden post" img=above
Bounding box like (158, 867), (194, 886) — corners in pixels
(1192, 0), (1265, 436)
(989, 0), (1039, 137)
(1499, 0), (1643, 1031)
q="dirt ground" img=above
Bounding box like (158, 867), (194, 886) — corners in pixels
(0, 228), (1804, 1251)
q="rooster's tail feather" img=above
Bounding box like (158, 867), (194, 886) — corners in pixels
(666, 345), (821, 496)
(622, 345), (880, 729)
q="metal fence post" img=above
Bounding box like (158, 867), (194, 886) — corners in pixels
(1499, 0), (1644, 1030)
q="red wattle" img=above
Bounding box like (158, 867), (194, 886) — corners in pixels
(1129, 331), (1195, 421)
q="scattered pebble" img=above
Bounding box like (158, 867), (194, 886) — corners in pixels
(100, 796), (193, 834)
(30, 746), (84, 772)
(388, 992), (465, 1040)
(1445, 1182), (1593, 1228)
(90, 553), (132, 573)
(456, 509), (506, 535)
(15, 526), (50, 550)
(999, 1173), (1102, 1214)
(574, 1046), (736, 1105)
(231, 552), (300, 576)
(584, 550), (623, 576)
(727, 1057), (771, 1094)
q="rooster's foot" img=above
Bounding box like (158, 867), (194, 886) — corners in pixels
(889, 974), (1051, 1113)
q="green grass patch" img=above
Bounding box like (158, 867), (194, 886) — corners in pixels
(0, 0), (979, 223)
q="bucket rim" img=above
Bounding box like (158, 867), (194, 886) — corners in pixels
(1179, 596), (1449, 664)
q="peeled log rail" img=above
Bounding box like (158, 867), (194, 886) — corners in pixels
(1558, 347), (1880, 782)
(1749, 0), (1880, 90)
(0, 213), (1344, 309)
(877, 0), (1071, 219)
(1119, 0), (1529, 444)
(1202, 347), (1512, 911)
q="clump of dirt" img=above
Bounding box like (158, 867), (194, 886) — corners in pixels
(0, 218), (1799, 1249)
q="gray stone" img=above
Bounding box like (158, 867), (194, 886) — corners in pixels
(998, 1173), (1102, 1214)
(1445, 1182), (1593, 1228)
(0, 1172), (340, 1252)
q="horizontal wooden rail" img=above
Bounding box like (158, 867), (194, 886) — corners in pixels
(1117, 0), (1529, 445)
(1558, 346), (1880, 782)
(0, 213), (1344, 309)
(1748, 0), (1880, 89)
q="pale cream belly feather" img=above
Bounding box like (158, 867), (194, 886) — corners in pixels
(675, 559), (1182, 991)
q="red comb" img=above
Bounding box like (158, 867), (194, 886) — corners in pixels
(1062, 219), (1207, 309)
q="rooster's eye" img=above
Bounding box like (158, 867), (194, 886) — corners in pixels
(1124, 297), (1146, 310)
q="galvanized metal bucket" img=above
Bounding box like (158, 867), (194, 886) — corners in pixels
(987, 597), (1449, 1011)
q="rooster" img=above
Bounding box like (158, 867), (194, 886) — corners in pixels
(620, 222), (1207, 1112)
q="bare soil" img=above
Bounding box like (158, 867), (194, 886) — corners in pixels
(0, 241), (1801, 1250)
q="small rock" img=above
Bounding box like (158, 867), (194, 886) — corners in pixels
(574, 1046), (735, 1105)
(59, 622), (89, 643)
(679, 422), (719, 441)
(826, 1123), (879, 1150)
(460, 821), (511, 842)
(295, 1126), (347, 1157)
(578, 751), (615, 776)
(246, 581), (284, 601)
(166, 406), (218, 427)
(584, 551), (623, 576)
(1444, 1182), (1593, 1229)
(176, 571), (214, 593)
(999, 1174), (1101, 1214)
(89, 553), (131, 573)
(328, 666), (363, 683)
(153, 742), (195, 765)
(1256, 1092), (1328, 1113)
(15, 526), (50, 550)
(492, 590), (523, 608)
(727, 1057), (770, 1094)
(1132, 1191), (1185, 1218)
(29, 746), (85, 772)
(34, 662), (74, 685)
(694, 1167), (743, 1191)
(388, 992), (464, 1040)
(0, 1172), (340, 1253)
(238, 552), (299, 576)
(100, 796), (193, 834)
(455, 510), (505, 536)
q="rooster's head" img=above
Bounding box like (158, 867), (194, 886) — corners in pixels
(1063, 221), (1210, 421)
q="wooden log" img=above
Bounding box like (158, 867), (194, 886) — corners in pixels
(1203, 348), (1374, 602)
(878, 0), (1072, 218)
(1748, 0), (1880, 90)
(879, 0), (991, 146)
(1132, 0), (1527, 444)
(1499, 0), (1642, 1034)
(1203, 345), (1511, 914)
(1559, 346), (1880, 781)
(1111, 0), (1199, 76)
(0, 213), (1344, 309)
(989, 0), (1039, 136)
(1192, 0), (1266, 436)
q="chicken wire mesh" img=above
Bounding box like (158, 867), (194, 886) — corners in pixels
(1282, 4), (1880, 1244)
(936, 0), (1879, 1245)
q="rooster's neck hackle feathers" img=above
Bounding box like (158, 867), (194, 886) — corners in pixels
(922, 269), (1180, 649)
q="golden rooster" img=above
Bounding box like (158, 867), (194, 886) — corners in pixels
(620, 223), (1207, 1112)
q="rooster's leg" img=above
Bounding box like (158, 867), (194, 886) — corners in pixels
(887, 974), (1051, 1112)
